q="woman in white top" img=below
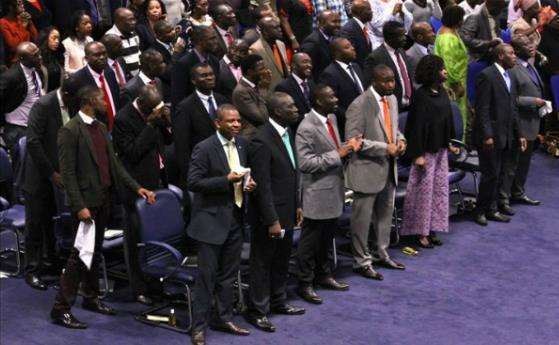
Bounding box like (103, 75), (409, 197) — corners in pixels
(62, 11), (93, 75)
(185, 0), (213, 28)
(403, 0), (442, 23)
(368, 0), (413, 49)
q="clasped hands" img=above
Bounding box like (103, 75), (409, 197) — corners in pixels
(338, 135), (364, 158)
(387, 139), (407, 157)
(226, 170), (257, 192)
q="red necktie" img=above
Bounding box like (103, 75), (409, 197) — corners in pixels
(326, 118), (340, 148)
(395, 52), (412, 99)
(113, 61), (126, 87)
(363, 27), (371, 49)
(99, 74), (115, 130)
(225, 32), (234, 46)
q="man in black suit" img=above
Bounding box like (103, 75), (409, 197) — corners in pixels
(120, 49), (167, 106)
(100, 34), (130, 87)
(150, 20), (183, 101)
(364, 21), (414, 111)
(171, 26), (220, 110)
(22, 76), (79, 291)
(301, 10), (341, 81)
(72, 42), (121, 130)
(212, 3), (238, 60)
(0, 42), (44, 159)
(112, 85), (172, 305)
(51, 86), (155, 329)
(245, 92), (305, 333)
(174, 63), (228, 189)
(341, 0), (373, 68)
(188, 104), (255, 345)
(319, 37), (365, 141)
(472, 44), (527, 226)
(275, 52), (315, 131)
(217, 39), (249, 101)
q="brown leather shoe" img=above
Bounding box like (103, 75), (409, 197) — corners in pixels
(191, 330), (205, 345)
(317, 277), (349, 291)
(297, 285), (323, 304)
(210, 321), (250, 336)
(353, 266), (384, 280)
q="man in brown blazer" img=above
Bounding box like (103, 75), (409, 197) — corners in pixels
(50, 86), (155, 329)
(249, 16), (289, 92)
(232, 54), (270, 139)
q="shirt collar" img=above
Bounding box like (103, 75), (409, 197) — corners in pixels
(416, 43), (429, 55)
(311, 108), (328, 124)
(132, 99), (146, 117)
(193, 48), (207, 62)
(20, 63), (35, 76)
(384, 42), (397, 54)
(215, 24), (228, 35)
(87, 64), (103, 80)
(353, 17), (366, 29)
(216, 130), (235, 146)
(319, 29), (330, 41)
(370, 86), (384, 103)
(79, 111), (95, 124)
(223, 54), (232, 65)
(494, 62), (507, 75)
(108, 58), (116, 67)
(241, 77), (256, 88)
(518, 59), (529, 67)
(156, 39), (172, 50)
(292, 72), (305, 85)
(269, 117), (287, 137)
(336, 60), (351, 71)
(196, 89), (214, 101)
(138, 71), (153, 85)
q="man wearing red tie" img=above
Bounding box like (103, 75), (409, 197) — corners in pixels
(101, 34), (129, 88)
(342, 0), (374, 68)
(213, 3), (238, 59)
(71, 41), (121, 130)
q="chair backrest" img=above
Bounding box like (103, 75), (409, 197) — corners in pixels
(167, 183), (184, 201)
(136, 189), (185, 243)
(467, 60), (489, 105)
(551, 75), (559, 111)
(398, 111), (408, 134)
(450, 102), (464, 140)
(501, 28), (512, 43)
(430, 16), (442, 33)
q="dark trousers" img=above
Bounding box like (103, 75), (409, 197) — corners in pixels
(24, 187), (58, 275)
(53, 195), (110, 313)
(296, 218), (335, 285)
(511, 140), (534, 198)
(123, 204), (147, 297)
(1, 123), (27, 162)
(248, 225), (293, 316)
(499, 140), (534, 204)
(476, 145), (513, 213)
(192, 210), (243, 332)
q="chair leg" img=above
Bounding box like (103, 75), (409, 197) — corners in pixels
(99, 254), (109, 299)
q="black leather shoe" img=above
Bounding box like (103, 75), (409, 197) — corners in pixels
(417, 238), (434, 248)
(136, 294), (153, 306)
(271, 303), (305, 315)
(50, 310), (88, 329)
(317, 277), (349, 291)
(378, 258), (405, 270)
(82, 299), (116, 315)
(486, 212), (510, 223)
(498, 204), (515, 216)
(25, 273), (47, 291)
(297, 285), (323, 304)
(429, 235), (443, 246)
(191, 330), (205, 345)
(511, 195), (541, 206)
(244, 314), (276, 332)
(352, 266), (383, 280)
(210, 321), (250, 336)
(474, 213), (488, 226)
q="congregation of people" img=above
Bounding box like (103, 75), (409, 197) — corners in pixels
(0, 0), (558, 344)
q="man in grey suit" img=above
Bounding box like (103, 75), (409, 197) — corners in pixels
(295, 85), (359, 304)
(406, 22), (435, 76)
(501, 35), (546, 207)
(345, 64), (407, 280)
(232, 54), (271, 139)
(460, 0), (506, 60)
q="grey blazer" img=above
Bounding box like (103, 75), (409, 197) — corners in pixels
(406, 43), (428, 77)
(459, 5), (500, 59)
(296, 110), (345, 220)
(232, 78), (269, 139)
(344, 88), (404, 194)
(511, 62), (544, 141)
(249, 38), (289, 92)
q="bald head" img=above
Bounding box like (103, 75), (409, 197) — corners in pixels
(17, 42), (42, 69)
(318, 10), (341, 36)
(137, 85), (163, 112)
(511, 34), (534, 60)
(291, 52), (312, 79)
(85, 41), (108, 73)
(100, 34), (123, 59)
(258, 16), (282, 42)
(351, 0), (373, 23)
(114, 7), (137, 34)
(494, 43), (517, 69)
(410, 21), (435, 46)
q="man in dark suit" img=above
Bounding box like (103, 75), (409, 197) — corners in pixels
(364, 21), (414, 111)
(188, 104), (255, 345)
(275, 52), (315, 131)
(212, 3), (238, 60)
(112, 85), (173, 306)
(406, 22), (435, 77)
(301, 10), (341, 81)
(22, 76), (79, 291)
(319, 37), (365, 141)
(217, 39), (249, 101)
(150, 20), (183, 102)
(171, 26), (220, 110)
(341, 0), (373, 68)
(101, 34), (131, 87)
(0, 42), (44, 158)
(174, 63), (228, 189)
(72, 42), (121, 130)
(51, 86), (155, 329)
(472, 44), (527, 226)
(245, 92), (305, 333)
(502, 36), (546, 207)
(460, 0), (506, 60)
(120, 49), (167, 106)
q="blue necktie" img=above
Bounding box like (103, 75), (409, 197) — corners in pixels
(207, 95), (216, 120)
(526, 63), (542, 91)
(348, 64), (364, 93)
(281, 131), (296, 168)
(503, 71), (511, 92)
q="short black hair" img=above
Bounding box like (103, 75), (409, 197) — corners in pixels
(153, 19), (172, 36)
(240, 54), (263, 75)
(414, 55), (445, 86)
(382, 21), (405, 40)
(139, 48), (162, 67)
(190, 26), (213, 44)
(190, 62), (213, 77)
(311, 83), (331, 107)
(77, 85), (101, 108)
(216, 103), (238, 120)
(69, 10), (90, 38)
(441, 5), (465, 28)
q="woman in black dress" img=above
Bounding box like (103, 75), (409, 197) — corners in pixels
(38, 26), (64, 92)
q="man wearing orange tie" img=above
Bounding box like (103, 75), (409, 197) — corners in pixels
(345, 64), (407, 281)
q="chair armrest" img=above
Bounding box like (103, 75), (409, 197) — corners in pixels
(0, 196), (9, 211)
(138, 240), (187, 281)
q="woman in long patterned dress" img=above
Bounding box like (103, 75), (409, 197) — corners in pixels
(401, 55), (460, 248)
(433, 5), (468, 137)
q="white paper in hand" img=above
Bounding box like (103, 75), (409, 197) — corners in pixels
(74, 220), (96, 270)
(539, 101), (553, 118)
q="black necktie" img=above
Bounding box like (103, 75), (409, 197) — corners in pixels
(301, 80), (311, 105)
(207, 95), (216, 120)
(348, 64), (363, 93)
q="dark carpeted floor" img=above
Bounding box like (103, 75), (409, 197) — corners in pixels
(1, 152), (559, 345)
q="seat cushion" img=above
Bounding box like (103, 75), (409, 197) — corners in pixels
(448, 170), (466, 184)
(143, 260), (196, 284)
(0, 204), (25, 229)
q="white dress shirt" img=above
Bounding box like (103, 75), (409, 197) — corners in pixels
(5, 63), (43, 127)
(241, 77), (256, 88)
(368, 0), (412, 49)
(494, 62), (511, 91)
(138, 71), (156, 85)
(78, 110), (95, 125)
(196, 90), (218, 115)
(310, 108), (332, 133)
(269, 117), (288, 137)
(336, 60), (364, 92)
(87, 65), (116, 115)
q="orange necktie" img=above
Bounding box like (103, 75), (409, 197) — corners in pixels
(272, 44), (286, 76)
(381, 97), (393, 143)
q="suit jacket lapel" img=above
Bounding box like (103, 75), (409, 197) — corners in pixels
(288, 76), (308, 108)
(194, 94), (216, 129)
(311, 112), (337, 150)
(492, 65), (510, 94)
(212, 134), (229, 172)
(268, 123), (296, 170)
(369, 90), (389, 142)
(262, 39), (282, 77)
(77, 117), (99, 167)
